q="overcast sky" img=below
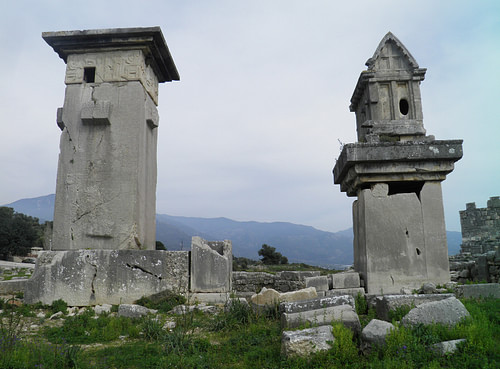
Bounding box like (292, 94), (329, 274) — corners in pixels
(1, 0), (499, 233)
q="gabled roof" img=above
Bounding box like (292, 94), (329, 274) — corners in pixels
(365, 32), (419, 70)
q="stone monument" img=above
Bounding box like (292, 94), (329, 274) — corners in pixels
(24, 28), (190, 306)
(333, 32), (463, 294)
(44, 27), (179, 251)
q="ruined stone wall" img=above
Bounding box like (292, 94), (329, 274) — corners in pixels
(460, 196), (500, 254)
(232, 271), (319, 295)
(449, 250), (500, 283)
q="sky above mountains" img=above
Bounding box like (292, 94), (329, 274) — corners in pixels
(1, 1), (499, 233)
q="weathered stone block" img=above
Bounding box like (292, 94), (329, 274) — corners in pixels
(24, 250), (189, 306)
(0, 280), (27, 294)
(279, 295), (355, 314)
(278, 271), (320, 281)
(331, 272), (360, 289)
(304, 276), (329, 291)
(281, 304), (361, 334)
(326, 287), (365, 298)
(281, 326), (334, 358)
(375, 294), (454, 321)
(455, 283), (500, 299)
(190, 237), (232, 293)
(430, 339), (466, 355)
(361, 319), (395, 346)
(401, 297), (470, 327)
(250, 287), (317, 307)
(118, 304), (156, 318)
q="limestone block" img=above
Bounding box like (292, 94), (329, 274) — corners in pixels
(281, 326), (334, 358)
(280, 295), (355, 314)
(455, 283), (500, 299)
(304, 276), (329, 292)
(326, 288), (365, 298)
(401, 297), (470, 327)
(190, 292), (230, 304)
(190, 237), (232, 293)
(93, 304), (112, 315)
(375, 294), (454, 321)
(331, 272), (361, 289)
(361, 319), (395, 346)
(24, 250), (189, 306)
(118, 304), (156, 318)
(250, 287), (317, 307)
(430, 339), (466, 355)
(0, 280), (27, 294)
(281, 304), (361, 334)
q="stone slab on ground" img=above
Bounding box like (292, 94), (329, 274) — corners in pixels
(250, 287), (317, 306)
(281, 325), (334, 358)
(326, 287), (365, 298)
(331, 272), (361, 289)
(304, 276), (329, 292)
(0, 279), (27, 294)
(24, 250), (189, 306)
(401, 297), (470, 327)
(118, 304), (157, 318)
(279, 295), (355, 314)
(430, 339), (467, 355)
(375, 293), (455, 321)
(455, 283), (500, 299)
(361, 319), (395, 346)
(281, 304), (361, 334)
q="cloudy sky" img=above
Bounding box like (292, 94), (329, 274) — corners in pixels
(1, 0), (499, 233)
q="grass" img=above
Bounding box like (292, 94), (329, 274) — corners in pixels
(0, 295), (498, 368)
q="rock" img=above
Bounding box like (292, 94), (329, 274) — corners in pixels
(250, 287), (317, 307)
(171, 303), (218, 315)
(430, 339), (466, 355)
(401, 297), (470, 327)
(304, 276), (329, 292)
(281, 325), (334, 358)
(375, 294), (455, 321)
(36, 312), (45, 319)
(281, 304), (361, 334)
(279, 295), (355, 314)
(118, 304), (157, 318)
(400, 287), (413, 295)
(163, 320), (176, 330)
(94, 304), (112, 315)
(420, 283), (437, 294)
(49, 311), (64, 320)
(459, 269), (470, 278)
(361, 319), (395, 346)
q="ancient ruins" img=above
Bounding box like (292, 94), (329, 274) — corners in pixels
(333, 32), (463, 294)
(460, 196), (500, 255)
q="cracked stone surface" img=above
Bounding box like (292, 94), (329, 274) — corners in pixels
(24, 250), (189, 306)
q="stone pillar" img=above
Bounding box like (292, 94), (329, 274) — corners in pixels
(333, 32), (462, 294)
(43, 28), (179, 250)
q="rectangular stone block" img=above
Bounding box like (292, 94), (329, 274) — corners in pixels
(190, 237), (232, 293)
(0, 279), (27, 294)
(375, 293), (455, 321)
(281, 305), (361, 334)
(278, 271), (320, 281)
(304, 276), (329, 292)
(455, 284), (500, 299)
(280, 295), (355, 314)
(326, 288), (365, 297)
(331, 272), (360, 289)
(24, 250), (189, 306)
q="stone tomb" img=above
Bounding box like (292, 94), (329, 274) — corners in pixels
(45, 27), (179, 251)
(333, 32), (463, 294)
(24, 27), (185, 305)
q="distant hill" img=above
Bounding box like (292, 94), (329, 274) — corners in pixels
(3, 194), (462, 267)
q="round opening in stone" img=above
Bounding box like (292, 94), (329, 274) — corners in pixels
(399, 98), (409, 115)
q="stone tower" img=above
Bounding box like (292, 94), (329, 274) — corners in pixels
(333, 32), (463, 294)
(44, 28), (179, 251)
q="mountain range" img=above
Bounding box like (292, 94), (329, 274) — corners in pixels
(3, 194), (462, 268)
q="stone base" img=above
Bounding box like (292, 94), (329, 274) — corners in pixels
(189, 292), (231, 304)
(24, 250), (189, 306)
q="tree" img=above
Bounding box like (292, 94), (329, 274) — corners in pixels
(258, 244), (288, 265)
(0, 207), (43, 260)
